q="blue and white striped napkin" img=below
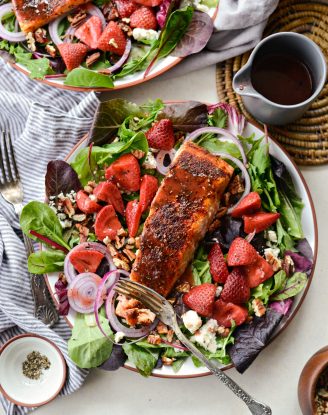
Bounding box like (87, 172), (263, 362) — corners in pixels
(0, 59), (99, 415)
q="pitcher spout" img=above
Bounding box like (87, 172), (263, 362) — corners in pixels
(232, 64), (258, 98)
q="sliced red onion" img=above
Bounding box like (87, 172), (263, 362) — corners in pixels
(0, 3), (26, 42)
(100, 38), (131, 74)
(48, 15), (66, 45)
(212, 152), (251, 214)
(156, 148), (176, 175)
(245, 229), (256, 243)
(67, 272), (102, 313)
(106, 289), (158, 338)
(186, 127), (247, 165)
(208, 103), (246, 137)
(64, 242), (116, 284)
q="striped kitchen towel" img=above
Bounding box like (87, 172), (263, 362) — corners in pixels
(0, 60), (100, 415)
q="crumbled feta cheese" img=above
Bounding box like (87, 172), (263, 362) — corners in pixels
(266, 230), (278, 243)
(60, 219), (72, 229)
(57, 192), (65, 201)
(57, 213), (67, 221)
(89, 194), (97, 202)
(182, 310), (202, 334)
(72, 214), (86, 222)
(215, 286), (223, 297)
(103, 236), (111, 245)
(142, 152), (157, 170)
(132, 28), (159, 43)
(114, 331), (125, 343)
(190, 319), (218, 353)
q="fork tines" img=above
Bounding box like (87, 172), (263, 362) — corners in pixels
(114, 280), (163, 314)
(0, 132), (19, 185)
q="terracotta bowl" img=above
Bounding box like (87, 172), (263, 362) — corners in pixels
(298, 346), (328, 414)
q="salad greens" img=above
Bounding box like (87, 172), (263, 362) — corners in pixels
(192, 246), (212, 285)
(64, 68), (114, 88)
(27, 249), (66, 274)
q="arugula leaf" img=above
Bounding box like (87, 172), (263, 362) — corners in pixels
(123, 343), (159, 377)
(68, 312), (113, 368)
(20, 201), (70, 250)
(271, 272), (308, 301)
(192, 245), (211, 285)
(64, 68), (114, 88)
(27, 249), (65, 274)
(15, 53), (54, 79)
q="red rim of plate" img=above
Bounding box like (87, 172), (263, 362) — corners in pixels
(44, 100), (318, 379)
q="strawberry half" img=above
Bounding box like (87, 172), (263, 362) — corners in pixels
(95, 205), (122, 241)
(231, 192), (261, 218)
(183, 283), (216, 317)
(208, 243), (229, 283)
(220, 269), (250, 304)
(139, 175), (158, 213)
(130, 6), (157, 30)
(69, 249), (104, 274)
(243, 212), (281, 234)
(115, 0), (139, 18)
(97, 21), (127, 55)
(227, 237), (258, 267)
(105, 154), (141, 192)
(76, 190), (102, 214)
(126, 200), (142, 237)
(213, 299), (248, 328)
(57, 43), (88, 72)
(242, 254), (274, 288)
(74, 16), (102, 49)
(133, 0), (162, 6)
(93, 181), (124, 215)
(146, 119), (175, 150)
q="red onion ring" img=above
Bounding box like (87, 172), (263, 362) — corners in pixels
(83, 3), (106, 29)
(186, 127), (247, 165)
(64, 242), (116, 284)
(155, 148), (176, 176)
(106, 289), (158, 338)
(212, 152), (251, 214)
(100, 38), (131, 74)
(67, 272), (102, 313)
(245, 229), (256, 243)
(0, 3), (25, 42)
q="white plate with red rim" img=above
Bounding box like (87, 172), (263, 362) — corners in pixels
(45, 106), (318, 378)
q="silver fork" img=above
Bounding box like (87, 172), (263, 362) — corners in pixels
(115, 279), (272, 415)
(0, 132), (59, 327)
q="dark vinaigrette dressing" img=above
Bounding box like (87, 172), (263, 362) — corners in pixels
(251, 53), (313, 105)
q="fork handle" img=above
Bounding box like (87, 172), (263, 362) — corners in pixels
(174, 328), (272, 415)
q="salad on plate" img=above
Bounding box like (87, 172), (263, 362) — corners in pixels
(0, 0), (217, 88)
(20, 99), (314, 376)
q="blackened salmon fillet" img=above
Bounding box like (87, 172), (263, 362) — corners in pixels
(130, 141), (234, 297)
(13, 0), (90, 33)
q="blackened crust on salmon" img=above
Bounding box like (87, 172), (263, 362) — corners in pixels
(130, 141), (234, 297)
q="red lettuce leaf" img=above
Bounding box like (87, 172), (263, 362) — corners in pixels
(285, 251), (312, 275)
(270, 298), (293, 315)
(45, 160), (81, 198)
(228, 309), (283, 373)
(158, 101), (208, 132)
(54, 278), (69, 316)
(99, 345), (127, 371)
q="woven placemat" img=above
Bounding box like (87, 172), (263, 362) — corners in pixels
(216, 0), (328, 165)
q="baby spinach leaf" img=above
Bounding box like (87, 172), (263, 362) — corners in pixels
(27, 249), (65, 274)
(45, 160), (81, 198)
(20, 201), (70, 250)
(15, 53), (54, 79)
(271, 272), (307, 301)
(123, 343), (159, 377)
(64, 68), (114, 88)
(68, 312), (113, 368)
(172, 11), (213, 57)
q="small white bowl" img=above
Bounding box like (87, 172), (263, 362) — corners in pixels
(0, 334), (66, 407)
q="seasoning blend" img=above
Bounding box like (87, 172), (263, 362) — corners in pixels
(22, 350), (51, 380)
(315, 367), (328, 414)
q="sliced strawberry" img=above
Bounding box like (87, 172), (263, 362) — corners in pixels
(243, 212), (281, 234)
(208, 243), (229, 283)
(93, 181), (124, 215)
(231, 192), (262, 218)
(97, 21), (127, 55)
(69, 249), (104, 274)
(115, 0), (139, 18)
(95, 205), (122, 241)
(145, 119), (175, 150)
(213, 299), (248, 328)
(139, 175), (158, 213)
(227, 237), (258, 267)
(130, 6), (157, 30)
(183, 283), (216, 317)
(105, 154), (141, 192)
(76, 190), (102, 214)
(221, 269), (250, 304)
(242, 254), (274, 288)
(74, 16), (102, 49)
(57, 43), (89, 71)
(125, 200), (142, 237)
(133, 0), (162, 6)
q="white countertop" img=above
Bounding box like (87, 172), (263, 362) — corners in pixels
(2, 65), (327, 415)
